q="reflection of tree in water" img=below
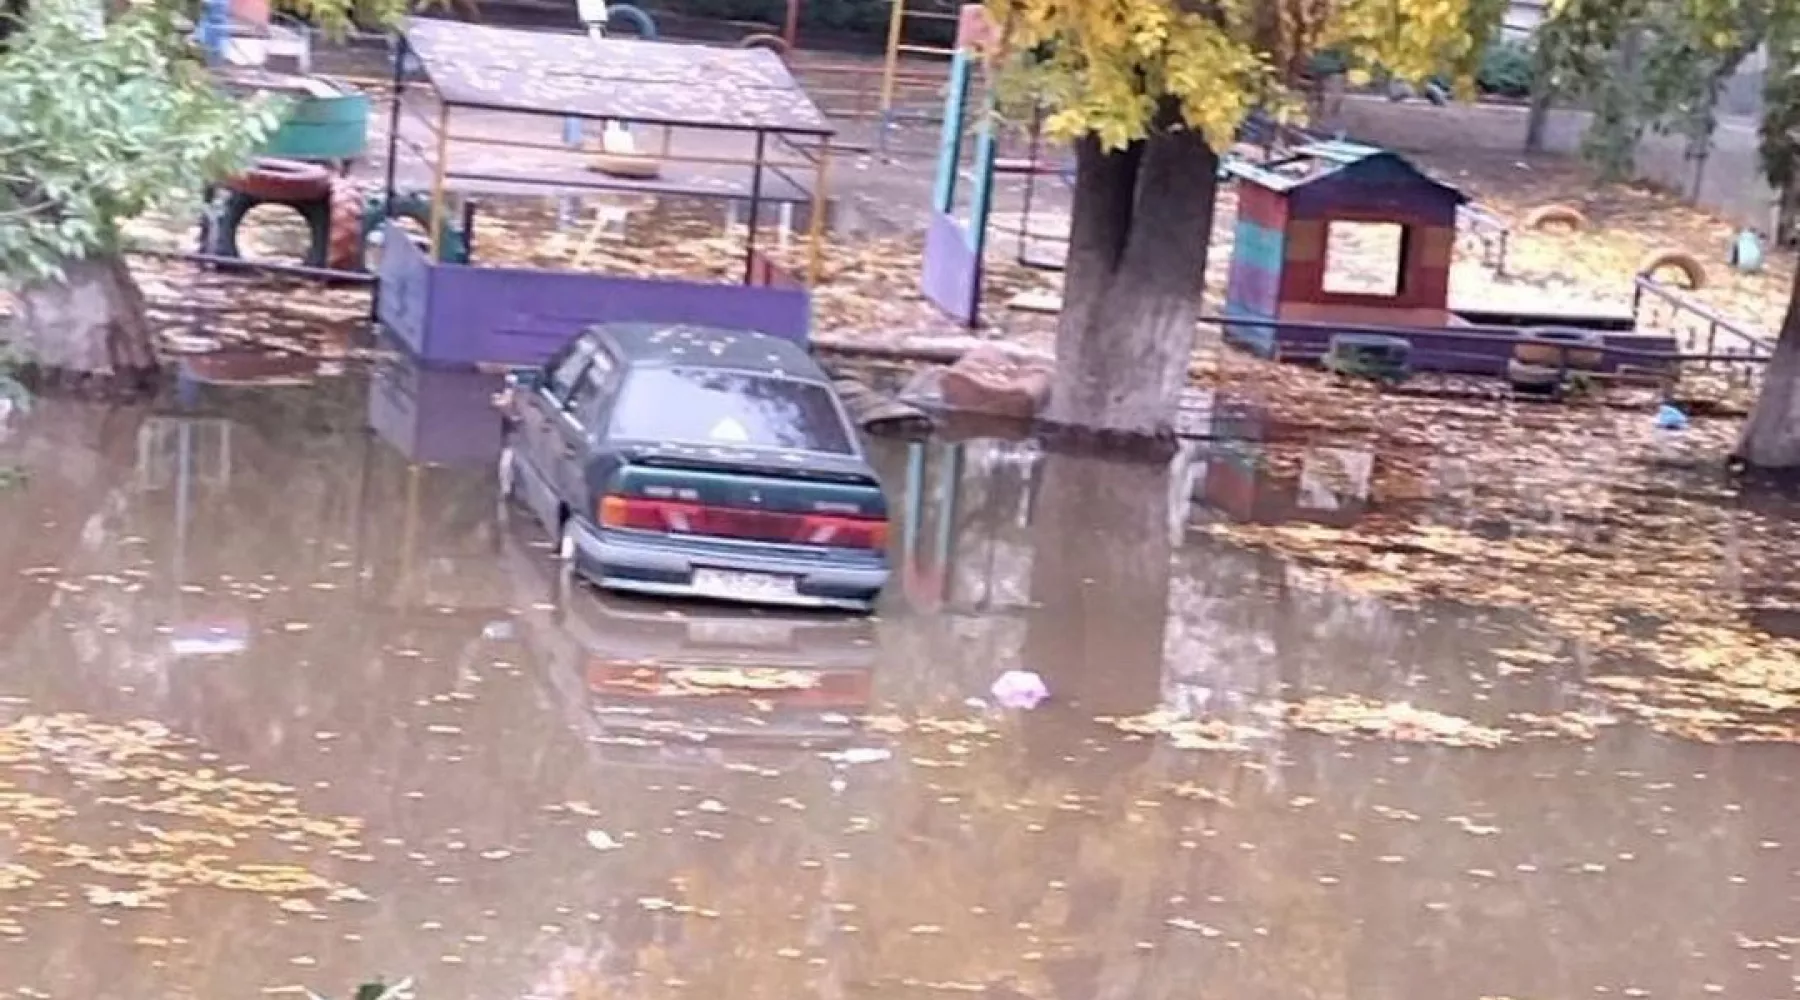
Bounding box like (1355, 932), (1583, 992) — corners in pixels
(877, 439), (1043, 708)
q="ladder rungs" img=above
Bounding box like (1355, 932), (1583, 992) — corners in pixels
(899, 8), (960, 20)
(896, 43), (955, 56)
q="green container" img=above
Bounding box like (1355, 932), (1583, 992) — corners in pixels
(262, 92), (371, 162)
(1324, 333), (1413, 383)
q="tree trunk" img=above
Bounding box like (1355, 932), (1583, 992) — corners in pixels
(1735, 262), (1800, 469)
(1524, 83), (1554, 153)
(1524, 32), (1557, 154)
(1046, 108), (1219, 439)
(11, 253), (159, 393)
(1777, 177), (1800, 248)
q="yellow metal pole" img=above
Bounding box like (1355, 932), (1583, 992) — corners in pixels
(807, 142), (834, 286)
(878, 0), (906, 117)
(427, 103), (451, 257)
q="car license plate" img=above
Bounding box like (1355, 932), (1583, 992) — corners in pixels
(692, 569), (798, 603)
(687, 619), (796, 647)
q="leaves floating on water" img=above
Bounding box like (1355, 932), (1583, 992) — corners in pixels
(1281, 696), (1509, 748)
(1104, 710), (1266, 751)
(0, 714), (369, 938)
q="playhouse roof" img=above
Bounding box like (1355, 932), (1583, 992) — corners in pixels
(402, 18), (833, 135)
(1225, 145), (1467, 204)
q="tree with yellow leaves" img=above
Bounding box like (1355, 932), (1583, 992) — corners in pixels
(985, 0), (1505, 436)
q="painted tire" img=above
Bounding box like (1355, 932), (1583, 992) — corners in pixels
(1523, 203), (1588, 233)
(326, 178), (365, 271)
(589, 153), (662, 179)
(1637, 249), (1707, 290)
(223, 157), (333, 201)
(606, 3), (656, 38)
(739, 32), (788, 53)
(359, 192), (469, 266)
(209, 189), (333, 266)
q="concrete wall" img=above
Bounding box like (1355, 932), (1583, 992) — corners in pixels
(1323, 94), (1778, 232)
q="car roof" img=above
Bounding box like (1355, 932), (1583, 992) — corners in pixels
(589, 323), (825, 380)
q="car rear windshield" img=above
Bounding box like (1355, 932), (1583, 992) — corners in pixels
(609, 367), (857, 455)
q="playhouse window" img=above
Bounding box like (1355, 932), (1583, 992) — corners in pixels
(1321, 221), (1406, 297)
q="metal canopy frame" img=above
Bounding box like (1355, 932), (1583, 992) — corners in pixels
(381, 18), (839, 286)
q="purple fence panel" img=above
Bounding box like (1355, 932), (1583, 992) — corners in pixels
(375, 222), (434, 356)
(749, 249), (808, 290)
(421, 265), (812, 367)
(1260, 324), (1681, 376)
(367, 354), (505, 466)
(922, 212), (980, 327)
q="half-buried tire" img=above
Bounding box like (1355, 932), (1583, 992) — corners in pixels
(1523, 203), (1588, 233)
(326, 178), (366, 271)
(1637, 248), (1707, 289)
(223, 157), (333, 202)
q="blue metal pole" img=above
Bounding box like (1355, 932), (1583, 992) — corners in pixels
(199, 0), (229, 64)
(930, 50), (972, 215)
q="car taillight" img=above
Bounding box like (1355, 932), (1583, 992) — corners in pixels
(598, 495), (888, 550)
(801, 514), (887, 550)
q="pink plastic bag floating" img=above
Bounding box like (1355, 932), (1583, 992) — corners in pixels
(990, 670), (1049, 710)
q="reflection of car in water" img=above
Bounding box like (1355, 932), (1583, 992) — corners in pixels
(501, 532), (881, 770)
(498, 324), (891, 612)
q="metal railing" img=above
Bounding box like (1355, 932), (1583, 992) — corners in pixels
(1204, 311), (1773, 398)
(1456, 203), (1511, 274)
(1630, 274), (1773, 386)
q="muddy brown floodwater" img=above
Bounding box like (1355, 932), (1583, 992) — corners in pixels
(0, 369), (1797, 1000)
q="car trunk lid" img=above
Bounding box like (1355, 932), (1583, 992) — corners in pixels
(601, 442), (888, 548)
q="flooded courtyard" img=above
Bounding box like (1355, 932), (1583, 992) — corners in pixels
(0, 366), (1798, 1000)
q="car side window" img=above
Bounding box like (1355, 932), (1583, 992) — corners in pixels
(544, 339), (595, 402)
(587, 349), (616, 384)
(565, 363), (610, 433)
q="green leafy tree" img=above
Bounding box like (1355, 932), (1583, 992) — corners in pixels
(0, 0), (284, 386)
(1761, 1), (1800, 244)
(1738, 1), (1800, 468)
(1532, 0), (1770, 181)
(985, 0), (1503, 436)
(0, 0), (418, 389)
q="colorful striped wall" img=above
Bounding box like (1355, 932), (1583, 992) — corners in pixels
(1223, 186), (1287, 354)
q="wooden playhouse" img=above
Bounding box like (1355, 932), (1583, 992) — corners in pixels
(1221, 142), (1667, 375)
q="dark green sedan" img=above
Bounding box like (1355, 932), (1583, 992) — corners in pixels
(498, 324), (891, 612)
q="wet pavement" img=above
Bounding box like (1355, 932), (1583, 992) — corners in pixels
(1, 368), (1799, 1000)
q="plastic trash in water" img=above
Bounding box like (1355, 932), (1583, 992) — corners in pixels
(826, 747), (892, 765)
(1656, 403), (1690, 431)
(990, 670), (1049, 710)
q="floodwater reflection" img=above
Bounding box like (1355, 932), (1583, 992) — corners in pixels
(0, 371), (1793, 1000)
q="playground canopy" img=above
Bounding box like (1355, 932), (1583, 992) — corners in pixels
(375, 18), (837, 368)
(391, 17), (836, 224)
(404, 17), (832, 136)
